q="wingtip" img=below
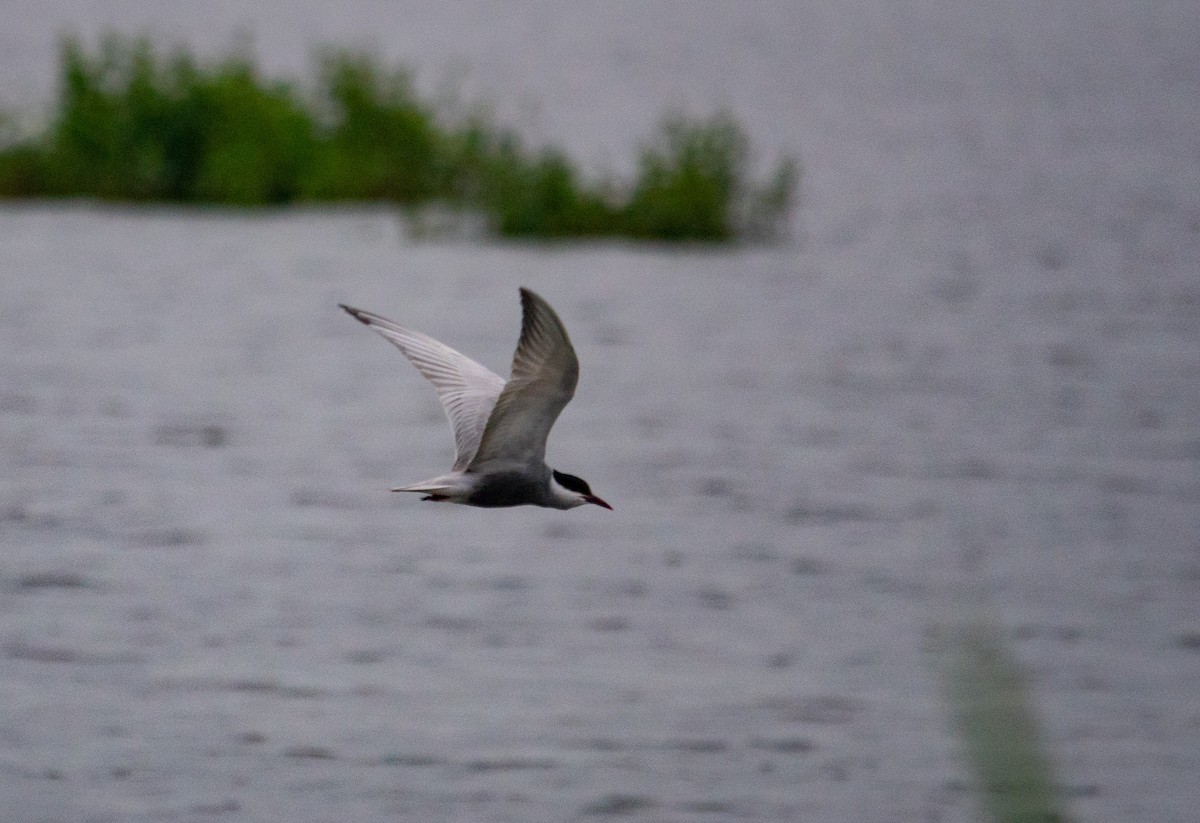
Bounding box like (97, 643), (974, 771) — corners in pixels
(518, 287), (555, 321)
(339, 303), (371, 325)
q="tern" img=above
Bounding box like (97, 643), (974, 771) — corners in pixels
(339, 288), (612, 511)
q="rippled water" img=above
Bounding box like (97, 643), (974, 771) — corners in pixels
(1, 203), (1196, 821)
(2, 2), (1199, 822)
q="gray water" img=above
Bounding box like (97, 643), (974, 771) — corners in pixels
(2, 3), (1199, 822)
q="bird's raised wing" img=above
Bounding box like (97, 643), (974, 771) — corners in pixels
(467, 288), (579, 472)
(340, 304), (506, 470)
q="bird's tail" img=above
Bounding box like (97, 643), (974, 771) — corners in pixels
(388, 474), (466, 500)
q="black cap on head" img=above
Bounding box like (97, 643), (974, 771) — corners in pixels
(552, 470), (592, 495)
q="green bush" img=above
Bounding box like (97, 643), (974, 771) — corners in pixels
(478, 146), (619, 238)
(304, 51), (441, 203)
(0, 144), (49, 197)
(622, 112), (799, 241)
(0, 35), (798, 241)
(36, 36), (315, 203)
(623, 113), (745, 240)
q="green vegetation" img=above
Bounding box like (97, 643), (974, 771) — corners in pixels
(934, 618), (1069, 823)
(0, 36), (798, 241)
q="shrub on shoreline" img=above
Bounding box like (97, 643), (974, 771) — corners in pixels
(0, 36), (798, 241)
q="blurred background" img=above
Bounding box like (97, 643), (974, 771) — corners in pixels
(1, 2), (1197, 821)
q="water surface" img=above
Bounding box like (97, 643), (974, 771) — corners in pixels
(1, 1), (1199, 821)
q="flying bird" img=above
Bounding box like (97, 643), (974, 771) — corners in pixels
(339, 288), (611, 511)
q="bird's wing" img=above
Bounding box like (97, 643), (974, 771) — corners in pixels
(340, 304), (506, 470)
(467, 288), (579, 472)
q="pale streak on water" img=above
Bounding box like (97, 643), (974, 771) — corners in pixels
(1, 2), (1199, 822)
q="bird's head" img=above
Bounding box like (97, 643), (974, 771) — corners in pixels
(551, 470), (612, 510)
